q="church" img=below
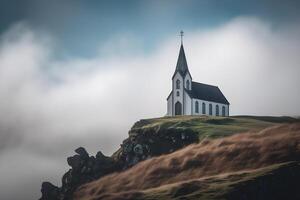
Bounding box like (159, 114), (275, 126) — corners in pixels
(167, 35), (230, 117)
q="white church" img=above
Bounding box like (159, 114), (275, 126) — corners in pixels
(167, 36), (230, 117)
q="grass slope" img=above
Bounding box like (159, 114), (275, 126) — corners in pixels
(142, 161), (300, 200)
(131, 115), (297, 140)
(75, 121), (300, 200)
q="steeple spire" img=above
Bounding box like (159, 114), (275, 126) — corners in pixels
(172, 31), (191, 79)
(180, 30), (184, 45)
(175, 44), (188, 75)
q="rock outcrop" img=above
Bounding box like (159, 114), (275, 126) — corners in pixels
(40, 119), (198, 200)
(114, 120), (199, 168)
(40, 147), (121, 200)
(40, 182), (60, 200)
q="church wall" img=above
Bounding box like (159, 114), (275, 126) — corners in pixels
(184, 73), (192, 90)
(191, 98), (194, 115)
(167, 95), (172, 116)
(184, 93), (192, 115)
(192, 98), (229, 117)
(172, 72), (184, 115)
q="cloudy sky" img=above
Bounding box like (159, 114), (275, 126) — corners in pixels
(0, 0), (300, 199)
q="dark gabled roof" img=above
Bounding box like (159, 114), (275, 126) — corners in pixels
(185, 82), (230, 105)
(172, 44), (191, 79)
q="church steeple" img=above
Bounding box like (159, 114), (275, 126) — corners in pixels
(175, 44), (189, 76)
(172, 31), (191, 78)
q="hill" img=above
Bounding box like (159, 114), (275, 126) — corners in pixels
(74, 122), (300, 200)
(112, 115), (298, 167)
(39, 116), (300, 200)
(128, 115), (298, 139)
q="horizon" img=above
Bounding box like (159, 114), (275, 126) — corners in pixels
(1, 1), (300, 199)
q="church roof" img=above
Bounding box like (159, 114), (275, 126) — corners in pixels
(172, 44), (191, 78)
(185, 82), (230, 105)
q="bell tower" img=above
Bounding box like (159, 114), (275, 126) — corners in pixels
(170, 31), (192, 115)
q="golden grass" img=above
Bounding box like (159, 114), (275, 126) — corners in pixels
(74, 123), (300, 200)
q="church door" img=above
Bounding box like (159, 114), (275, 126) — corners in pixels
(175, 101), (182, 115)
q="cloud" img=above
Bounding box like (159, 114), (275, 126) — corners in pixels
(185, 17), (300, 116)
(0, 17), (300, 199)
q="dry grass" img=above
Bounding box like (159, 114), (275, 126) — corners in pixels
(74, 123), (300, 200)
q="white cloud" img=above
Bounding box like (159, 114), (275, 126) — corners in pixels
(185, 17), (300, 116)
(0, 17), (300, 199)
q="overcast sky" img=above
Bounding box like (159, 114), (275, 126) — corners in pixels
(1, 1), (300, 200)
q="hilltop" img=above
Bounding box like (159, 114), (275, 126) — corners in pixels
(112, 115), (298, 165)
(128, 115), (298, 139)
(40, 116), (300, 200)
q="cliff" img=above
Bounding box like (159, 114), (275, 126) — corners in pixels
(40, 116), (300, 200)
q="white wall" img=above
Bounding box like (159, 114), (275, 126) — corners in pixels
(184, 73), (192, 115)
(172, 72), (184, 115)
(191, 98), (229, 116)
(184, 73), (192, 90)
(167, 94), (172, 116)
(184, 92), (192, 115)
(168, 72), (230, 117)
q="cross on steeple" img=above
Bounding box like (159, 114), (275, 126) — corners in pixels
(180, 30), (184, 45)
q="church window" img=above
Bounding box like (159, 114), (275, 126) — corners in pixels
(195, 101), (199, 113)
(216, 105), (219, 116)
(202, 102), (206, 114)
(176, 79), (180, 89)
(209, 104), (212, 115)
(186, 80), (190, 90)
(176, 91), (180, 96)
(222, 106), (226, 116)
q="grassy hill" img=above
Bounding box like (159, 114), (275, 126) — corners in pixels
(140, 161), (300, 200)
(130, 115), (298, 140)
(74, 116), (300, 200)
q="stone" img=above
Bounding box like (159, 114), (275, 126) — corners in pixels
(133, 144), (143, 155)
(75, 147), (89, 160)
(40, 182), (60, 200)
(96, 151), (106, 161)
(40, 123), (199, 200)
(67, 154), (82, 171)
(123, 142), (133, 153)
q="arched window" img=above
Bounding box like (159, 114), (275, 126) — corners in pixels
(209, 104), (212, 115)
(176, 79), (180, 89)
(176, 91), (180, 96)
(186, 80), (190, 90)
(222, 106), (226, 116)
(202, 102), (206, 114)
(195, 101), (199, 113)
(216, 105), (219, 116)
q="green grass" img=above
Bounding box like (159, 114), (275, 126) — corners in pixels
(130, 115), (296, 140)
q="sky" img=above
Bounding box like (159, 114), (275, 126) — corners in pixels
(0, 1), (300, 200)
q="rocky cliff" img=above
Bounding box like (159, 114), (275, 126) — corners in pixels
(39, 116), (300, 200)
